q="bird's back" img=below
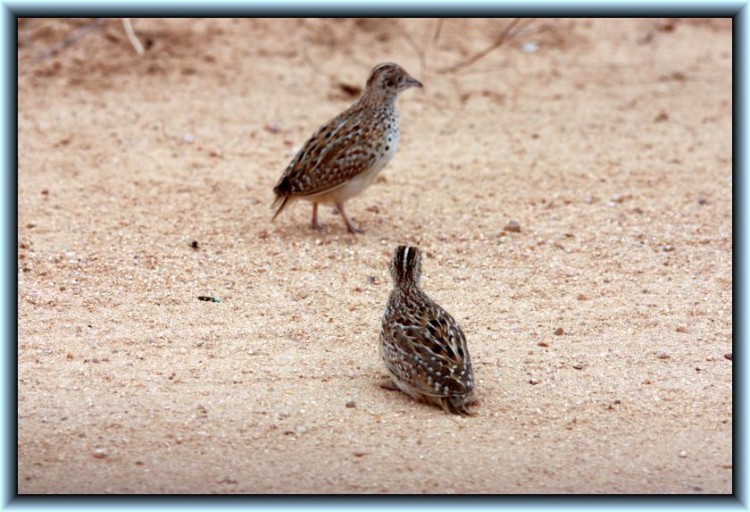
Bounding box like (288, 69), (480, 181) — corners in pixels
(274, 103), (398, 199)
(381, 288), (474, 410)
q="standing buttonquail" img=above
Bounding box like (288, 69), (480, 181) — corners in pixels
(380, 245), (475, 415)
(272, 62), (422, 234)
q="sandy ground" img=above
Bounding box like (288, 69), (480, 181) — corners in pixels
(17, 18), (732, 494)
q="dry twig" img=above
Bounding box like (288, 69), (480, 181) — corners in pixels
(433, 18), (444, 45)
(121, 18), (145, 56)
(396, 23), (426, 79)
(27, 18), (108, 63)
(23, 18), (147, 64)
(437, 18), (536, 74)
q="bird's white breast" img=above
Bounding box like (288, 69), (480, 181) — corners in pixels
(312, 121), (400, 204)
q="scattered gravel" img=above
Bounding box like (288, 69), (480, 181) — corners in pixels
(92, 448), (108, 459)
(504, 220), (521, 233)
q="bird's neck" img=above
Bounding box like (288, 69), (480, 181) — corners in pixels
(394, 280), (422, 299)
(357, 89), (398, 110)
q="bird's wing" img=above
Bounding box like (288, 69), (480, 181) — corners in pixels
(384, 301), (473, 398)
(273, 113), (380, 198)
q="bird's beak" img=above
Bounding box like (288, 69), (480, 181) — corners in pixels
(406, 76), (423, 88)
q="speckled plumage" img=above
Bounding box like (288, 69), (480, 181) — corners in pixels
(380, 246), (475, 415)
(272, 63), (422, 234)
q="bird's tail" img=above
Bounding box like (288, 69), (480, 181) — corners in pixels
(271, 194), (290, 221)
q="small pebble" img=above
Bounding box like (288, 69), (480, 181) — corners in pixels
(724, 353), (732, 361)
(208, 148), (223, 158)
(92, 448), (108, 459)
(345, 400), (356, 408)
(353, 451), (367, 457)
(198, 296), (221, 303)
(572, 363), (584, 370)
(656, 352), (670, 360)
(182, 134), (195, 144)
(265, 121), (281, 134)
(338, 82), (362, 97)
(190, 240), (199, 249)
(576, 293), (587, 300)
(668, 71), (686, 82)
(554, 327), (564, 336)
(610, 193), (624, 203)
(656, 19), (677, 32)
(679, 450), (688, 459)
(582, 194), (594, 204)
(366, 276), (379, 285)
(654, 111), (669, 122)
(537, 341), (549, 348)
(529, 378), (540, 385)
(675, 326), (688, 333)
(521, 41), (538, 53)
(697, 196), (709, 205)
(504, 220), (521, 233)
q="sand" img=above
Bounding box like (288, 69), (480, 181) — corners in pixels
(18, 18), (732, 494)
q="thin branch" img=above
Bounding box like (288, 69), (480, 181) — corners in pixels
(437, 18), (536, 74)
(432, 18), (444, 45)
(121, 18), (145, 56)
(396, 22), (426, 80)
(301, 41), (325, 78)
(423, 18), (445, 72)
(19, 18), (38, 52)
(30, 18), (108, 63)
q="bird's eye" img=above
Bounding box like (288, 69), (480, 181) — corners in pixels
(385, 79), (395, 88)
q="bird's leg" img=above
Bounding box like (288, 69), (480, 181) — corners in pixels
(311, 202), (322, 231)
(335, 201), (364, 234)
